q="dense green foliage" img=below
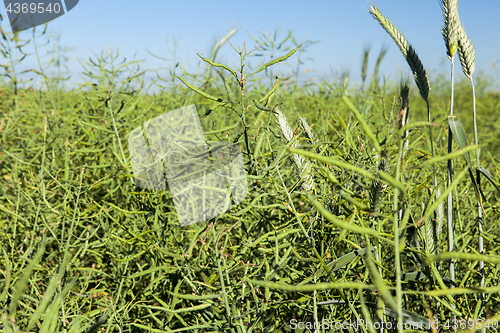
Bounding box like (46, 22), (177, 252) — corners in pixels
(1, 22), (500, 333)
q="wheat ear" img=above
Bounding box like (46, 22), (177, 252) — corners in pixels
(423, 219), (435, 256)
(370, 6), (435, 180)
(361, 45), (370, 85)
(441, 0), (459, 59)
(299, 115), (318, 144)
(457, 24), (475, 79)
(274, 108), (315, 192)
(397, 81), (409, 228)
(369, 5), (430, 101)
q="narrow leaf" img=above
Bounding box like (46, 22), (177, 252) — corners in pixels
(401, 271), (428, 282)
(410, 170), (437, 198)
(476, 166), (500, 192)
(448, 115), (480, 196)
(448, 116), (472, 167)
(9, 241), (46, 316)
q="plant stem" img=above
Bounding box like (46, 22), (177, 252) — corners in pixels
(109, 100), (127, 166)
(470, 76), (485, 311)
(394, 127), (404, 333)
(447, 58), (455, 285)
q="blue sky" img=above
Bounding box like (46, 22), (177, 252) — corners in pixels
(2, 0), (500, 90)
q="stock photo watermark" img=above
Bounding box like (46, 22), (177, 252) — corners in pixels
(288, 318), (499, 331)
(289, 318), (427, 331)
(3, 0), (79, 32)
(128, 104), (248, 226)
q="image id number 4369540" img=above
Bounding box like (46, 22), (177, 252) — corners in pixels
(6, 2), (62, 14)
(441, 318), (499, 330)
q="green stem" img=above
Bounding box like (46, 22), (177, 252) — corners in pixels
(109, 100), (127, 166)
(447, 58), (455, 285)
(394, 128), (403, 333)
(471, 76), (485, 313)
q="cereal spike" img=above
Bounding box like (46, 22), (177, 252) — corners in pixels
(370, 5), (430, 101)
(457, 23), (475, 79)
(441, 0), (459, 59)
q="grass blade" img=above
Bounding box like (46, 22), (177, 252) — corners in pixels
(476, 166), (500, 192)
(448, 116), (472, 166)
(8, 240), (47, 316)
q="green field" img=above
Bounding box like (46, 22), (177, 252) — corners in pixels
(1, 4), (500, 333)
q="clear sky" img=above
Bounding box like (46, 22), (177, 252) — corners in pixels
(2, 0), (500, 90)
